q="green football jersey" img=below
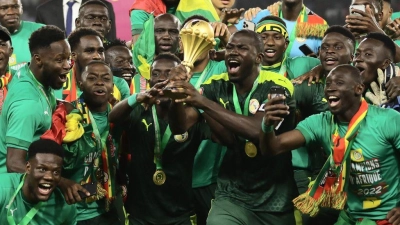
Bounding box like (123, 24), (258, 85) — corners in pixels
(125, 104), (210, 224)
(9, 21), (44, 70)
(200, 70), (298, 212)
(261, 56), (320, 80)
(0, 64), (54, 173)
(297, 106), (400, 220)
(190, 60), (227, 188)
(0, 173), (77, 225)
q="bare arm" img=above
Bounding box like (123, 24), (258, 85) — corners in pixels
(259, 97), (306, 155)
(6, 147), (27, 173)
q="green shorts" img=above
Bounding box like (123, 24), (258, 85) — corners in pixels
(206, 198), (296, 225)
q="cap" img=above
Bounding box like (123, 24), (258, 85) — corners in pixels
(0, 25), (11, 45)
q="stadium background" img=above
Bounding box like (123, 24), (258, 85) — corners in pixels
(20, 0), (400, 41)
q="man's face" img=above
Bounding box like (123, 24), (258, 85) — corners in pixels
(325, 68), (362, 115)
(353, 38), (390, 85)
(259, 30), (287, 66)
(80, 63), (113, 107)
(0, 0), (22, 33)
(76, 4), (111, 38)
(72, 35), (105, 73)
(0, 37), (12, 72)
(320, 33), (353, 73)
(150, 59), (177, 105)
(225, 33), (261, 83)
(38, 40), (71, 89)
(25, 153), (63, 202)
(154, 17), (180, 54)
(211, 0), (235, 9)
(105, 46), (134, 85)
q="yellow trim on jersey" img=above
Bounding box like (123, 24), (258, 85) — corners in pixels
(202, 71), (294, 95)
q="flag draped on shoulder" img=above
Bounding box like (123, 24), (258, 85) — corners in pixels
(133, 14), (155, 80)
(129, 0), (166, 16)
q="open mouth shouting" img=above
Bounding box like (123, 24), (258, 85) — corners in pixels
(265, 49), (277, 58)
(327, 95), (341, 108)
(227, 58), (241, 74)
(325, 57), (338, 66)
(93, 89), (107, 96)
(59, 73), (68, 83)
(38, 183), (54, 197)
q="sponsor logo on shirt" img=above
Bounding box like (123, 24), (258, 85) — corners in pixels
(142, 119), (153, 131)
(174, 132), (188, 142)
(219, 98), (229, 109)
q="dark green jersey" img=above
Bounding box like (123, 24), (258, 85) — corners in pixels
(200, 71), (297, 212)
(125, 105), (210, 224)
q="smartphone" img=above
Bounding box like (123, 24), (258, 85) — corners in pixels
(78, 182), (97, 199)
(350, 4), (366, 16)
(243, 20), (256, 31)
(270, 86), (286, 104)
(270, 86), (286, 130)
(299, 44), (316, 57)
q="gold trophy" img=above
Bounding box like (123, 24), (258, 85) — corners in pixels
(163, 19), (217, 98)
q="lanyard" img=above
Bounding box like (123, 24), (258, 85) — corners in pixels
(232, 78), (259, 116)
(7, 174), (45, 225)
(151, 105), (171, 170)
(194, 62), (210, 89)
(279, 5), (306, 57)
(28, 69), (55, 112)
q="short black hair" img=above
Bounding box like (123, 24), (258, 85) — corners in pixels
(85, 59), (111, 68)
(258, 15), (287, 27)
(29, 25), (65, 55)
(79, 0), (108, 12)
(330, 64), (363, 84)
(104, 39), (127, 51)
(383, 0), (390, 3)
(324, 25), (356, 51)
(182, 15), (210, 28)
(365, 32), (396, 60)
(231, 29), (263, 53)
(28, 139), (64, 160)
(152, 52), (181, 66)
(68, 27), (102, 51)
(0, 25), (11, 45)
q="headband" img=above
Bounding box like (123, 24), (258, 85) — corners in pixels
(256, 20), (288, 39)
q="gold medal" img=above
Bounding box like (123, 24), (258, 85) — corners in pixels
(245, 142), (257, 158)
(153, 170), (166, 185)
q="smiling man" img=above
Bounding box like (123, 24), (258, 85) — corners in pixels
(60, 60), (124, 224)
(167, 29), (297, 225)
(0, 0), (43, 69)
(261, 64), (400, 225)
(0, 139), (77, 224)
(0, 25), (71, 174)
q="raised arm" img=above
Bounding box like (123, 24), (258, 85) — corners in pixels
(109, 80), (168, 124)
(259, 96), (306, 155)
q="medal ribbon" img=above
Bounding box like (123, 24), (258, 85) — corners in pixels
(151, 105), (171, 170)
(261, 56), (288, 77)
(279, 5), (307, 57)
(28, 69), (56, 113)
(293, 99), (368, 216)
(7, 174), (46, 225)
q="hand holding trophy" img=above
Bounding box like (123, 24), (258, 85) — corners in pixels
(163, 19), (217, 99)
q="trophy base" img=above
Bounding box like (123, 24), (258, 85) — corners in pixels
(163, 87), (187, 99)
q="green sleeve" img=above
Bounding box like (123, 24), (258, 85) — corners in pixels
(295, 113), (325, 145)
(382, 109), (400, 150)
(6, 100), (43, 150)
(113, 76), (130, 100)
(130, 10), (150, 35)
(62, 205), (77, 225)
(287, 57), (321, 79)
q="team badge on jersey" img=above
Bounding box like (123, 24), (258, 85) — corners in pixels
(350, 149), (364, 162)
(174, 132), (188, 142)
(249, 99), (260, 114)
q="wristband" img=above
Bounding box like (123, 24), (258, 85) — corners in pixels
(261, 117), (274, 133)
(127, 93), (139, 108)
